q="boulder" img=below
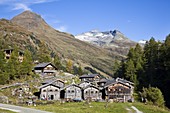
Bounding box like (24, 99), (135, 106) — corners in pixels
(0, 96), (9, 103)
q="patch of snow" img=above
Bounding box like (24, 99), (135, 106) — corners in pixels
(138, 40), (147, 44)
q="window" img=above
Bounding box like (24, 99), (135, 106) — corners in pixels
(43, 90), (46, 92)
(72, 90), (75, 93)
(91, 91), (94, 94)
(68, 90), (70, 93)
(95, 91), (98, 93)
(49, 89), (53, 92)
(85, 91), (88, 94)
(55, 89), (58, 92)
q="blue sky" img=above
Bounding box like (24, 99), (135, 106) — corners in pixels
(0, 0), (170, 42)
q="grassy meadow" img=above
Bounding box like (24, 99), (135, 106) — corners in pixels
(29, 102), (170, 113)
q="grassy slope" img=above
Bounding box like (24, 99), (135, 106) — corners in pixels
(132, 102), (170, 113)
(29, 102), (170, 113)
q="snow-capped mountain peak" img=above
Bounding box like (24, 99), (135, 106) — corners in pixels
(75, 29), (133, 46)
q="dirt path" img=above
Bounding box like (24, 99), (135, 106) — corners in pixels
(0, 103), (52, 113)
(131, 106), (143, 113)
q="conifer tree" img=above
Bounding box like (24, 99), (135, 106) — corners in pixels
(66, 59), (73, 73)
(20, 49), (33, 78)
(53, 54), (62, 70)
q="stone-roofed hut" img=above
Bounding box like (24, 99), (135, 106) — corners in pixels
(60, 84), (82, 101)
(34, 62), (57, 76)
(83, 85), (102, 101)
(39, 83), (60, 100)
(79, 74), (100, 82)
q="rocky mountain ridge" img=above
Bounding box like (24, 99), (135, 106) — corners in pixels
(75, 30), (136, 56)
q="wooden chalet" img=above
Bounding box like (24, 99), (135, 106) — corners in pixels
(104, 78), (134, 102)
(39, 83), (60, 100)
(83, 85), (102, 101)
(60, 84), (82, 101)
(79, 74), (100, 82)
(4, 49), (24, 62)
(34, 62), (57, 76)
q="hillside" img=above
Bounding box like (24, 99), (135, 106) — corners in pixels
(0, 19), (43, 54)
(10, 11), (124, 76)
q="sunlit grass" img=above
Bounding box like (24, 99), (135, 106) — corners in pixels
(29, 101), (170, 113)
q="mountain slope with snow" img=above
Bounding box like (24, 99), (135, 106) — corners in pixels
(75, 30), (136, 55)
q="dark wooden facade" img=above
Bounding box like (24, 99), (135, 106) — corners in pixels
(104, 81), (133, 102)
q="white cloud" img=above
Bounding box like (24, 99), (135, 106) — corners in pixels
(12, 3), (31, 11)
(0, 0), (58, 11)
(56, 26), (67, 32)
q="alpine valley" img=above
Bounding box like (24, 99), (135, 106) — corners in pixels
(1, 11), (136, 77)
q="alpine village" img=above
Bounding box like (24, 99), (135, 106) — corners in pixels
(0, 11), (170, 113)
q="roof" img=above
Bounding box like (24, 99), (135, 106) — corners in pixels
(116, 78), (134, 85)
(34, 62), (57, 69)
(79, 74), (99, 78)
(98, 78), (108, 83)
(61, 84), (82, 90)
(42, 78), (64, 84)
(83, 85), (100, 90)
(39, 82), (60, 89)
(78, 80), (91, 85)
(104, 79), (133, 88)
(104, 79), (116, 87)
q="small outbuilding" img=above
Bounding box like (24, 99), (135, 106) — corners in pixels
(79, 74), (100, 82)
(83, 85), (102, 101)
(39, 83), (60, 100)
(60, 84), (82, 101)
(34, 62), (57, 76)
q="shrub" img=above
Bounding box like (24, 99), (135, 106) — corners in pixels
(142, 87), (165, 107)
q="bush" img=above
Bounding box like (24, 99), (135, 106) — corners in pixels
(141, 87), (165, 107)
